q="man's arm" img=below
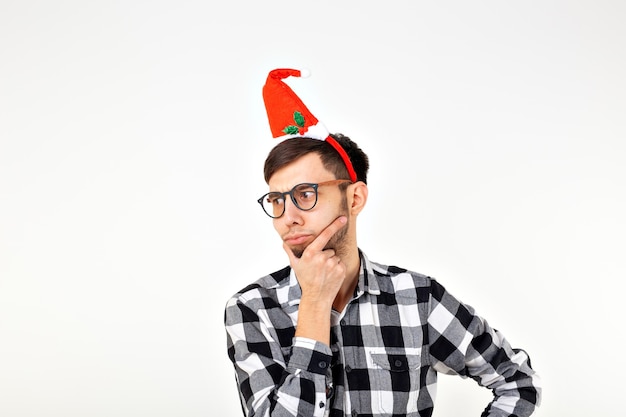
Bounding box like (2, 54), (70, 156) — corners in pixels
(225, 297), (332, 417)
(427, 280), (541, 417)
(224, 216), (348, 417)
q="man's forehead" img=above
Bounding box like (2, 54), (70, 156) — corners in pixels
(268, 153), (333, 190)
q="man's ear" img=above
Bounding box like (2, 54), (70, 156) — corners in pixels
(349, 182), (368, 216)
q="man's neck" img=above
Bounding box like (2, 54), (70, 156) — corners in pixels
(332, 248), (361, 313)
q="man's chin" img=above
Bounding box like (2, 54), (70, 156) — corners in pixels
(290, 243), (339, 259)
(291, 246), (305, 258)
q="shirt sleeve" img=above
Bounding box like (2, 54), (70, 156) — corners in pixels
(427, 280), (542, 417)
(225, 296), (332, 417)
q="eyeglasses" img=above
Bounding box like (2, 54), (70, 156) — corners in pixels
(257, 179), (352, 218)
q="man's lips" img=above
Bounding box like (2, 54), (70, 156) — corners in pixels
(283, 234), (313, 246)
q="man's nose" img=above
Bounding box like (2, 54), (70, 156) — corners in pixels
(282, 196), (303, 223)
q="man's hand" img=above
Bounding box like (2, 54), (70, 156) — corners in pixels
(284, 216), (348, 310)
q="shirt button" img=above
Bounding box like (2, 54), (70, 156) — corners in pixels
(318, 361), (328, 369)
(340, 319), (347, 326)
(394, 359), (403, 368)
(351, 410), (358, 417)
(345, 365), (352, 373)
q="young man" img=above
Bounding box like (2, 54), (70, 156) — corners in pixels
(224, 69), (541, 417)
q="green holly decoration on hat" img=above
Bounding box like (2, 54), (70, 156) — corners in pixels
(282, 111), (305, 135)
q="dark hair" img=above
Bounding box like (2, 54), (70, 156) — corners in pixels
(263, 133), (370, 184)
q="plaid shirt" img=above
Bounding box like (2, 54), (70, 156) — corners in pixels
(225, 251), (541, 417)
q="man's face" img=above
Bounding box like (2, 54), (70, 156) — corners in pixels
(268, 153), (349, 258)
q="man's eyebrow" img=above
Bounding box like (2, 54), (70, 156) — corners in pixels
(268, 182), (307, 193)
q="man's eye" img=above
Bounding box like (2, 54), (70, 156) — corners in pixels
(267, 195), (284, 206)
(299, 191), (315, 200)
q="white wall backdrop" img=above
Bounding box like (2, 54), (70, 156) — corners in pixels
(1, 1), (625, 416)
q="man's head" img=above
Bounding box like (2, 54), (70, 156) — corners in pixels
(263, 133), (369, 185)
(261, 134), (369, 258)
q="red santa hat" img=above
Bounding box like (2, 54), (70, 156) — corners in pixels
(262, 68), (357, 182)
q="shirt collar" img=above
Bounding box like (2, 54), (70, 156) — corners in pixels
(357, 250), (382, 297)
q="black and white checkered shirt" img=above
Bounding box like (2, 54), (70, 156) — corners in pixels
(225, 251), (541, 417)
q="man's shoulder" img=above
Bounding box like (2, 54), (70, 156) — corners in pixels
(224, 265), (296, 331)
(368, 257), (430, 280)
(366, 257), (434, 295)
(227, 265), (293, 304)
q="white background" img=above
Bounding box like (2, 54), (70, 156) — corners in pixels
(1, 1), (625, 416)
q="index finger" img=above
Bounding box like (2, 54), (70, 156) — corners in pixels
(305, 215), (347, 253)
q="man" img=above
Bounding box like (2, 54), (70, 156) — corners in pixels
(224, 69), (541, 417)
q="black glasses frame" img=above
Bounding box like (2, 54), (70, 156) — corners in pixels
(257, 179), (352, 218)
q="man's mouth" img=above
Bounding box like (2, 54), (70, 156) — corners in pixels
(283, 234), (312, 246)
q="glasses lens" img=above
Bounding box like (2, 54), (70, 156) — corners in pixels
(262, 192), (284, 218)
(292, 184), (317, 210)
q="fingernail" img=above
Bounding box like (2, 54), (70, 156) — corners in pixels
(340, 216), (347, 224)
